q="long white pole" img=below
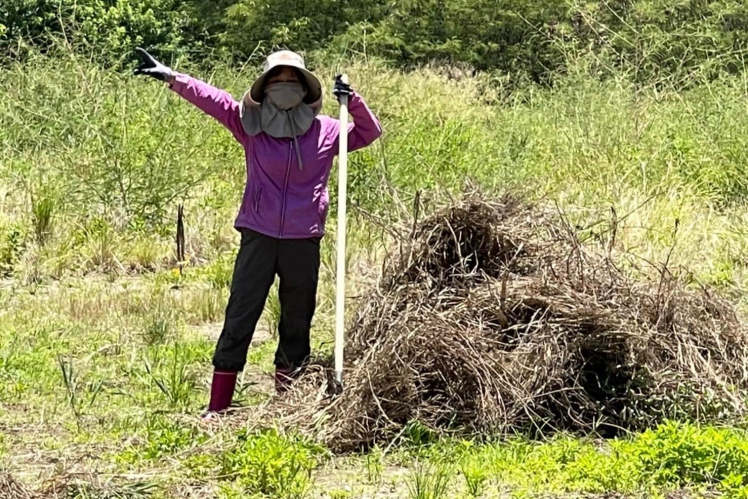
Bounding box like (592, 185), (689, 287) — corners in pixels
(334, 74), (350, 387)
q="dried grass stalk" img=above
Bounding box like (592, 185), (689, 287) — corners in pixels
(0, 473), (37, 499)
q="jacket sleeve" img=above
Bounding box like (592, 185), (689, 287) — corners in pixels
(342, 92), (382, 153)
(169, 73), (247, 144)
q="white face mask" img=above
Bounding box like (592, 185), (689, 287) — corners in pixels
(265, 82), (306, 110)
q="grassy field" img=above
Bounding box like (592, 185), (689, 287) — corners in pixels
(4, 48), (748, 497)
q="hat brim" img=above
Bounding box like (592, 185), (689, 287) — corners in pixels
(249, 61), (322, 105)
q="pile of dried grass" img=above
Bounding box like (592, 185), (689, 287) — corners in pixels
(273, 194), (748, 452)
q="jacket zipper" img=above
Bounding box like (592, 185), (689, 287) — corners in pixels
(254, 187), (262, 212)
(279, 141), (293, 237)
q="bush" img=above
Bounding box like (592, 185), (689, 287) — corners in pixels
(4, 0), (748, 86)
(0, 0), (201, 61)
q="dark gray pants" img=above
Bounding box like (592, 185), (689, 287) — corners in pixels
(212, 229), (321, 372)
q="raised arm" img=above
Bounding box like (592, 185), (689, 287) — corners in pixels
(330, 75), (382, 153)
(133, 48), (246, 144)
(169, 74), (246, 143)
(346, 92), (383, 152)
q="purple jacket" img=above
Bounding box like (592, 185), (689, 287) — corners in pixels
(169, 73), (382, 239)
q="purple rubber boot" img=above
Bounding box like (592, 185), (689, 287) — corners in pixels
(201, 370), (237, 419)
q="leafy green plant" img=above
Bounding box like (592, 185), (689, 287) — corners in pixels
(144, 343), (196, 409)
(142, 422), (204, 460)
(118, 416), (208, 463)
(189, 288), (224, 324)
(141, 303), (177, 346)
(406, 460), (453, 499)
(62, 479), (157, 499)
(57, 354), (103, 426)
(0, 224), (25, 276)
(631, 421), (748, 487)
(58, 354), (82, 421)
(31, 193), (54, 246)
(126, 238), (166, 271)
(403, 420), (439, 448)
(181, 452), (222, 479)
(221, 428), (326, 499)
(365, 446), (384, 485)
(460, 456), (488, 497)
(201, 254), (234, 290)
(80, 219), (119, 272)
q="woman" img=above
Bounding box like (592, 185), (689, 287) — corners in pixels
(134, 48), (382, 416)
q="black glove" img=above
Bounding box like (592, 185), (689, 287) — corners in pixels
(133, 47), (174, 83)
(333, 74), (353, 102)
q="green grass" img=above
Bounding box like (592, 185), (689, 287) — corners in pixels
(3, 51), (748, 293)
(4, 44), (748, 497)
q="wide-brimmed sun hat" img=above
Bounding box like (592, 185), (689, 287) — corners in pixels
(246, 50), (322, 106)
